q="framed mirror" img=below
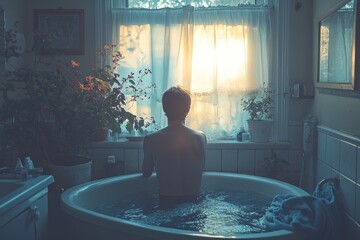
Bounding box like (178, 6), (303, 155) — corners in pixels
(317, 0), (358, 90)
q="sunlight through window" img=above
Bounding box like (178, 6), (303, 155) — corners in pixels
(191, 25), (247, 93)
(113, 4), (272, 138)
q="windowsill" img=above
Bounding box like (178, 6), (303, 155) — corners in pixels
(207, 140), (290, 149)
(87, 138), (290, 150)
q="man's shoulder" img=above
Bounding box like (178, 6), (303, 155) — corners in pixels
(185, 127), (207, 143)
(192, 129), (206, 138)
(144, 129), (165, 140)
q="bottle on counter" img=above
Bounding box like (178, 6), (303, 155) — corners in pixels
(15, 157), (24, 171)
(24, 156), (35, 169)
(236, 126), (246, 141)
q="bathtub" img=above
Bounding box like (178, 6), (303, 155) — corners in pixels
(61, 172), (310, 240)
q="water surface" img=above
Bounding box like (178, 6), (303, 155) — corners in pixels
(94, 187), (272, 235)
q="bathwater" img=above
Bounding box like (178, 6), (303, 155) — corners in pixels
(94, 188), (272, 235)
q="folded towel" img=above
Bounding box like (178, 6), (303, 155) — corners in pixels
(263, 179), (342, 240)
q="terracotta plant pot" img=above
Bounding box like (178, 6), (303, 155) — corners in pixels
(92, 128), (109, 141)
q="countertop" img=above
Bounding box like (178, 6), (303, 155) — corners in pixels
(0, 175), (54, 227)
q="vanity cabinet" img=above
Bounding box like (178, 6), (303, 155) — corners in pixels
(0, 176), (54, 240)
(0, 189), (48, 240)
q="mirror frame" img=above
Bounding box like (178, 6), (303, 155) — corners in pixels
(317, 0), (359, 90)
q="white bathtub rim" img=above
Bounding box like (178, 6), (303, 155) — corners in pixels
(61, 172), (309, 239)
(62, 172), (308, 198)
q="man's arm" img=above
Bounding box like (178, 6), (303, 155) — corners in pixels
(142, 136), (154, 177)
(198, 132), (207, 169)
(201, 134), (207, 169)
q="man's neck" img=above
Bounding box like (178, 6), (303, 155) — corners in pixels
(168, 120), (185, 126)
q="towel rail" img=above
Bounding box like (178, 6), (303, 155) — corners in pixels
(318, 177), (339, 190)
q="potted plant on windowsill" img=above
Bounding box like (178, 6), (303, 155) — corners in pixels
(240, 82), (273, 142)
(0, 28), (155, 188)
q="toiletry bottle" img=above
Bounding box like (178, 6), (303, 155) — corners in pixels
(236, 127), (246, 141)
(24, 156), (34, 169)
(15, 157), (24, 171)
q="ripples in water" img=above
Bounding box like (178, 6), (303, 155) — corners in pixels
(93, 188), (271, 235)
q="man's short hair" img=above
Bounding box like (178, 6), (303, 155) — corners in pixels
(162, 86), (191, 121)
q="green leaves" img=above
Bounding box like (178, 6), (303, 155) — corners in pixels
(240, 83), (273, 120)
(0, 41), (157, 166)
(124, 115), (147, 134)
(126, 120), (134, 133)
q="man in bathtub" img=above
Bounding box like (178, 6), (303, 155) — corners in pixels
(142, 86), (207, 204)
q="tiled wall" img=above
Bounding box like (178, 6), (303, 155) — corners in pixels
(316, 125), (360, 239)
(87, 121), (304, 186)
(203, 143), (303, 185)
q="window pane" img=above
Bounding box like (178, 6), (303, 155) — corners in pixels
(128, 0), (256, 9)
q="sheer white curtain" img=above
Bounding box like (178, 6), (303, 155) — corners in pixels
(319, 9), (354, 83)
(112, 6), (274, 139)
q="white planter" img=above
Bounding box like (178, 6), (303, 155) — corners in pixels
(247, 119), (273, 142)
(50, 156), (92, 189)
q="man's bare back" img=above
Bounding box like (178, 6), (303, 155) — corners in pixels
(142, 86), (207, 198)
(142, 122), (206, 197)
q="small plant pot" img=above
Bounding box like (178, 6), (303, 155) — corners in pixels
(91, 128), (109, 141)
(247, 119), (273, 142)
(50, 155), (92, 189)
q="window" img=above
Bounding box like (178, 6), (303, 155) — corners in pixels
(96, 0), (289, 141)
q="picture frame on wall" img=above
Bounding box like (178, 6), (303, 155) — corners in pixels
(33, 9), (84, 55)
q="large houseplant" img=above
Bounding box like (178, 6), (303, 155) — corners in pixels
(0, 29), (155, 185)
(240, 82), (273, 142)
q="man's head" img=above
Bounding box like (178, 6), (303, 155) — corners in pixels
(162, 86), (191, 121)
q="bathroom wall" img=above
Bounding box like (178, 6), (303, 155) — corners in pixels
(0, 0), (27, 77)
(0, 0), (27, 33)
(88, 141), (302, 184)
(7, 0), (96, 74)
(0, 0), (27, 103)
(312, 0), (360, 137)
(0, 0), (96, 100)
(312, 0), (360, 239)
(288, 0), (314, 121)
(316, 126), (360, 239)
(87, 121), (304, 187)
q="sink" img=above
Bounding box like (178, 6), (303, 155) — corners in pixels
(0, 180), (26, 199)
